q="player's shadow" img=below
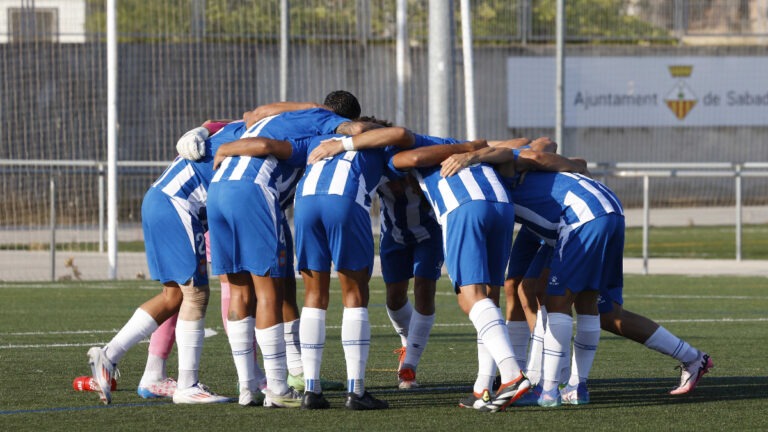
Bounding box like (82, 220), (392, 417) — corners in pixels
(581, 376), (768, 408)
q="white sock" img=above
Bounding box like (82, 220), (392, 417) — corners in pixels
(568, 314), (600, 387)
(474, 338), (497, 394)
(140, 353), (166, 385)
(386, 301), (413, 347)
(300, 307), (326, 394)
(227, 317), (256, 393)
(176, 318), (205, 389)
(342, 307), (371, 396)
(284, 319), (303, 376)
(506, 320), (532, 371)
(404, 311), (435, 370)
(526, 308), (546, 386)
(542, 312), (572, 392)
(105, 308), (159, 364)
(469, 298), (520, 383)
(256, 322), (288, 395)
(644, 326), (699, 364)
(252, 340), (267, 389)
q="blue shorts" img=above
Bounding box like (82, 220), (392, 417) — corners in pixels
(207, 180), (281, 277)
(294, 195), (374, 274)
(524, 244), (553, 280)
(380, 227), (444, 284)
(142, 188), (208, 286)
(546, 213), (624, 297)
(506, 226), (545, 279)
(443, 201), (515, 292)
(276, 215), (295, 279)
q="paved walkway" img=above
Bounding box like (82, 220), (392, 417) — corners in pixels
(1, 251), (765, 282)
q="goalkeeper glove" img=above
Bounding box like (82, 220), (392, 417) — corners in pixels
(176, 126), (209, 160)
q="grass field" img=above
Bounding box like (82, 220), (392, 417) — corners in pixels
(1, 275), (767, 431)
(4, 224), (768, 259)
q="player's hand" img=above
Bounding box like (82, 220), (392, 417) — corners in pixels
(440, 154), (472, 177)
(176, 126), (209, 160)
(308, 138), (344, 164)
(213, 151), (225, 170)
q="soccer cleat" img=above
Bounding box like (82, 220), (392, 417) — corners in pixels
(670, 351), (713, 395)
(345, 391), (389, 410)
(489, 373), (531, 412)
(263, 387), (302, 408)
(87, 347), (118, 405)
(398, 367), (419, 390)
(560, 382), (590, 405)
(513, 383), (542, 407)
(287, 373), (305, 392)
(172, 382), (230, 404)
(458, 389), (493, 411)
(238, 389), (264, 407)
(538, 387), (562, 407)
(492, 374), (502, 393)
(137, 377), (177, 399)
(301, 391), (331, 410)
(73, 376), (117, 392)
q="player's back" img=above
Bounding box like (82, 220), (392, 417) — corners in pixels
(509, 171), (623, 238)
(292, 134), (393, 212)
(410, 134), (510, 223)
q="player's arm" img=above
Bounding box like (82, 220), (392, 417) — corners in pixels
(307, 126), (416, 164)
(243, 102), (325, 128)
(487, 136), (557, 153)
(515, 149), (590, 175)
(440, 146), (516, 177)
(392, 140), (488, 171)
(213, 137), (293, 169)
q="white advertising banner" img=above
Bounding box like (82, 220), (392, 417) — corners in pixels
(507, 57), (768, 127)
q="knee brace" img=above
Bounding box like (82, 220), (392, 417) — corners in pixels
(179, 283), (210, 321)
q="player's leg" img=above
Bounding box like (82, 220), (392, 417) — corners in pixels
(326, 196), (387, 410)
(278, 219), (307, 391)
(138, 312), (177, 399)
(294, 194), (333, 409)
(380, 234), (416, 384)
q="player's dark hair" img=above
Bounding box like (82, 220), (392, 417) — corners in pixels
(323, 90), (361, 119)
(356, 116), (393, 127)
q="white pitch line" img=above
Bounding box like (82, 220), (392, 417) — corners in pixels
(2, 318), (766, 350)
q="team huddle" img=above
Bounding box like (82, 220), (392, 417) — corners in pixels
(81, 90), (713, 411)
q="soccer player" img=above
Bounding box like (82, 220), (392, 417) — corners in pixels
(440, 145), (714, 406)
(208, 121), (403, 410)
(205, 102), (361, 408)
(378, 171), (443, 390)
(310, 127), (534, 412)
(85, 122), (234, 405)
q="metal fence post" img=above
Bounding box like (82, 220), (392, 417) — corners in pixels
(642, 175), (650, 275)
(50, 177), (56, 282)
(735, 163), (742, 261)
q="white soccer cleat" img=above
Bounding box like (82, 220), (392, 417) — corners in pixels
(172, 382), (230, 404)
(670, 351), (713, 395)
(137, 377), (177, 399)
(87, 347), (118, 405)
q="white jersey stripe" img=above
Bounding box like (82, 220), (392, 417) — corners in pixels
(301, 160), (325, 196)
(563, 191), (596, 227)
(329, 156), (353, 195)
(160, 163), (195, 196)
(483, 165), (510, 203)
(437, 178), (459, 214)
(578, 179), (616, 215)
(211, 157), (230, 183)
(153, 157), (183, 188)
(458, 168), (484, 201)
(230, 156), (251, 181)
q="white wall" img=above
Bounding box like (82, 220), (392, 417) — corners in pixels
(0, 0), (85, 43)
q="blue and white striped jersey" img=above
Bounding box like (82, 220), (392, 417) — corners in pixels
(506, 171), (624, 244)
(288, 134), (396, 212)
(148, 121), (250, 220)
(407, 134), (511, 224)
(377, 173), (440, 245)
(211, 109), (348, 203)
